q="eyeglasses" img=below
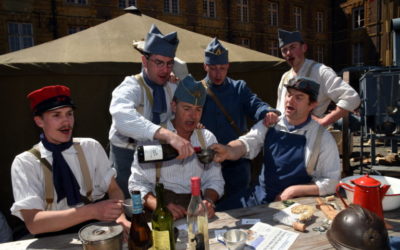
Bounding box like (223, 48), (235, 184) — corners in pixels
(147, 57), (175, 69)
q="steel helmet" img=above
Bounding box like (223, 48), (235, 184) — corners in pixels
(326, 204), (390, 250)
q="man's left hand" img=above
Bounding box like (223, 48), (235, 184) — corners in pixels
(116, 216), (131, 242)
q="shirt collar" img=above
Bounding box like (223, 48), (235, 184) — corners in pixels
(283, 115), (312, 132)
(39, 141), (77, 158)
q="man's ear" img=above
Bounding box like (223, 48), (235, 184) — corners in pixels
(171, 100), (177, 113)
(33, 116), (44, 128)
(309, 101), (318, 111)
(141, 55), (148, 68)
(302, 43), (308, 53)
(203, 63), (208, 72)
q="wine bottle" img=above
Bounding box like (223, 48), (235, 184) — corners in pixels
(128, 190), (152, 250)
(151, 183), (175, 250)
(187, 177), (209, 250)
(137, 144), (179, 163)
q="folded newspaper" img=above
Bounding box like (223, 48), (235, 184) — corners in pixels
(245, 222), (299, 250)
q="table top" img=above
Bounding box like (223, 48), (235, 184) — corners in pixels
(1, 196), (399, 250)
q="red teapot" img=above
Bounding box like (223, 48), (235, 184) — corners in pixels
(336, 174), (390, 218)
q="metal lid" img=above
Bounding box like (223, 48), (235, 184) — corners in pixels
(351, 174), (381, 187)
(79, 222), (123, 243)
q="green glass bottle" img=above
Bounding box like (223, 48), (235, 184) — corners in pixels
(151, 183), (175, 250)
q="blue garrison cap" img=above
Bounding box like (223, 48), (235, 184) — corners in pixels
(174, 75), (206, 106)
(204, 38), (229, 65)
(278, 29), (303, 48)
(143, 24), (179, 58)
(285, 77), (320, 101)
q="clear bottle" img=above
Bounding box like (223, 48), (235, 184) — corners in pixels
(187, 177), (209, 250)
(128, 190), (152, 250)
(151, 183), (176, 250)
(137, 144), (178, 163)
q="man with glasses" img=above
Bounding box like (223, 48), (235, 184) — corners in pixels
(276, 29), (360, 127)
(212, 78), (341, 210)
(200, 38), (279, 208)
(109, 24), (193, 198)
(129, 75), (224, 220)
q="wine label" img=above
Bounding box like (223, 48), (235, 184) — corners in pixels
(143, 145), (163, 161)
(131, 193), (143, 214)
(152, 230), (171, 250)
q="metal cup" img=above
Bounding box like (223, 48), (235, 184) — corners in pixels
(223, 229), (248, 250)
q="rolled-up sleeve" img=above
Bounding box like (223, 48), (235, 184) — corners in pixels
(238, 121), (267, 159)
(312, 131), (342, 196)
(10, 154), (46, 220)
(320, 67), (361, 112)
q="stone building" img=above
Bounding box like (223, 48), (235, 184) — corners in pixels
(1, 0), (331, 65)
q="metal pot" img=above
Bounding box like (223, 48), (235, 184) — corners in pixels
(79, 221), (123, 250)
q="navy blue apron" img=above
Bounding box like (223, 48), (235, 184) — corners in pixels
(248, 126), (312, 206)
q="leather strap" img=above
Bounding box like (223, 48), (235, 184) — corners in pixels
(28, 146), (54, 209)
(201, 80), (242, 136)
(135, 74), (153, 106)
(195, 129), (206, 149)
(306, 125), (325, 175)
(73, 140), (93, 201)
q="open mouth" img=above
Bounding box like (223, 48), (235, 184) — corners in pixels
(59, 127), (72, 135)
(286, 106), (295, 112)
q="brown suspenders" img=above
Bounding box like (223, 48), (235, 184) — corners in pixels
(28, 139), (93, 209)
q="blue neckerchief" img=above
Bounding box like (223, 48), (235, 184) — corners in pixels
(284, 115), (312, 132)
(40, 134), (81, 206)
(143, 71), (167, 124)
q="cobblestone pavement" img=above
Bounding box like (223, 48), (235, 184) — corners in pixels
(348, 135), (400, 177)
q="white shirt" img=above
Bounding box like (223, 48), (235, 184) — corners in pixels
(238, 119), (341, 196)
(129, 120), (225, 199)
(109, 74), (177, 148)
(276, 59), (361, 117)
(10, 138), (115, 221)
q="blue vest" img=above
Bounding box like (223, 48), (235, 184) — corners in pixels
(251, 127), (312, 204)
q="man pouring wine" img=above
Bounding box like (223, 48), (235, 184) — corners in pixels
(129, 75), (225, 220)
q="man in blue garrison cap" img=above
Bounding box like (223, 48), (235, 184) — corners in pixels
(129, 75), (224, 220)
(212, 77), (341, 210)
(276, 29), (360, 128)
(200, 37), (280, 209)
(109, 24), (194, 198)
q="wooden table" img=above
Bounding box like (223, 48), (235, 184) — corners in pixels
(1, 196), (399, 249)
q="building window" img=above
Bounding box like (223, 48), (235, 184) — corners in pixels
(203, 0), (216, 18)
(237, 0), (249, 23)
(66, 0), (87, 4)
(294, 6), (302, 30)
(8, 22), (34, 52)
(316, 11), (324, 32)
(240, 38), (250, 48)
(353, 6), (364, 29)
(316, 45), (324, 63)
(119, 0), (135, 8)
(352, 43), (364, 65)
(164, 0), (179, 14)
(269, 40), (279, 57)
(268, 2), (278, 26)
(68, 26), (86, 34)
